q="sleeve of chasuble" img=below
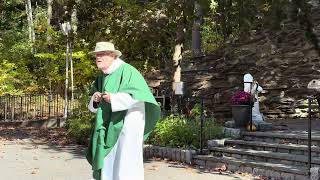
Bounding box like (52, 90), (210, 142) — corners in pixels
(87, 77), (101, 113)
(88, 95), (99, 113)
(109, 92), (140, 112)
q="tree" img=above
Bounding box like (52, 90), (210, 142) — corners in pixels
(25, 0), (35, 45)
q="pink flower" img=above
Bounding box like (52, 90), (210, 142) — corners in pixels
(230, 90), (252, 105)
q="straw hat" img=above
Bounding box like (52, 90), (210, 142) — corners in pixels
(90, 42), (122, 57)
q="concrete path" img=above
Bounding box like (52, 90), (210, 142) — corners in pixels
(0, 139), (253, 180)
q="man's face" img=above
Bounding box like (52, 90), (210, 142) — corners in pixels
(95, 51), (116, 70)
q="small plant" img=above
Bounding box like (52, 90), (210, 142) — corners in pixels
(189, 103), (202, 118)
(230, 90), (252, 105)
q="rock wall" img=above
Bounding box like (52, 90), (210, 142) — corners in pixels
(147, 2), (320, 121)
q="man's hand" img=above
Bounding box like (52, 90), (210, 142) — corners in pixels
(93, 92), (102, 102)
(102, 92), (111, 103)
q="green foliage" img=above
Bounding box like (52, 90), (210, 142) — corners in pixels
(65, 91), (95, 145)
(66, 114), (93, 144)
(202, 22), (223, 52)
(33, 50), (97, 93)
(0, 0), (311, 95)
(148, 114), (224, 149)
(189, 103), (202, 118)
(0, 60), (23, 95)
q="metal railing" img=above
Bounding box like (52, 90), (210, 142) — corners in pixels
(173, 96), (210, 153)
(0, 94), (80, 121)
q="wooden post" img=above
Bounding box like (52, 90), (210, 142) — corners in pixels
(20, 96), (23, 120)
(4, 95), (7, 121)
(11, 95), (15, 121)
(33, 95), (36, 119)
(56, 94), (59, 120)
(48, 94), (51, 118)
(40, 95), (43, 119)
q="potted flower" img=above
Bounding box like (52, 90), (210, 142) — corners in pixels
(230, 90), (253, 128)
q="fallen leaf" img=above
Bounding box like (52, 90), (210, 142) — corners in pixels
(147, 167), (159, 171)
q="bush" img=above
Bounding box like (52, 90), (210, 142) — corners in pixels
(148, 114), (224, 149)
(66, 96), (224, 149)
(65, 93), (94, 145)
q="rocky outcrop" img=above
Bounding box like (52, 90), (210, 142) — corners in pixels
(147, 1), (320, 121)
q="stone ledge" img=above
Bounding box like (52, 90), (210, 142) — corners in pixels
(194, 155), (309, 177)
(207, 139), (227, 147)
(210, 147), (320, 165)
(223, 128), (241, 139)
(242, 131), (320, 141)
(143, 145), (196, 164)
(223, 139), (320, 153)
(0, 118), (65, 128)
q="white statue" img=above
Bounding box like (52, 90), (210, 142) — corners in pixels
(243, 73), (264, 123)
(243, 74), (253, 93)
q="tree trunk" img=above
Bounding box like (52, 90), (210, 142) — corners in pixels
(219, 0), (228, 39)
(69, 40), (74, 105)
(192, 1), (203, 56)
(173, 21), (183, 84)
(25, 0), (35, 45)
(238, 0), (243, 33)
(71, 0), (79, 33)
(173, 44), (182, 83)
(70, 0), (80, 106)
(226, 0), (233, 36)
(47, 0), (53, 41)
(271, 0), (282, 29)
(172, 1), (189, 97)
(64, 34), (69, 119)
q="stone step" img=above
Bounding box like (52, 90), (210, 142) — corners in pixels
(221, 139), (320, 156)
(210, 147), (320, 167)
(193, 155), (309, 180)
(242, 131), (320, 146)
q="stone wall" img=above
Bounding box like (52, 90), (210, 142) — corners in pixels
(146, 3), (320, 121)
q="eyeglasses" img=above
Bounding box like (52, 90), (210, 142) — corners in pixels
(95, 52), (115, 58)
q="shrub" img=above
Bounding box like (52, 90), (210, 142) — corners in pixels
(148, 114), (224, 149)
(65, 93), (94, 145)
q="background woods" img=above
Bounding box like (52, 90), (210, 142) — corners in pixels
(1, 0), (319, 120)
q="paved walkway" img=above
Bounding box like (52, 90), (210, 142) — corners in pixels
(0, 139), (253, 180)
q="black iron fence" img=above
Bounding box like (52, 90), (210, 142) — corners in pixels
(0, 90), (169, 122)
(0, 94), (81, 121)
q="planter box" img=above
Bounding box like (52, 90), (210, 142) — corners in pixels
(231, 105), (250, 128)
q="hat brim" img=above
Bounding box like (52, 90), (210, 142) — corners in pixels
(89, 50), (122, 57)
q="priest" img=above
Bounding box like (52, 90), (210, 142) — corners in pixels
(86, 41), (161, 180)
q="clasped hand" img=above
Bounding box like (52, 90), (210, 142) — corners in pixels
(93, 92), (111, 103)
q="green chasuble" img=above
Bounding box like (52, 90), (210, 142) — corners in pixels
(86, 63), (161, 180)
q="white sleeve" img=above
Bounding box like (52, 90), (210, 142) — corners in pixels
(110, 92), (140, 112)
(88, 95), (98, 113)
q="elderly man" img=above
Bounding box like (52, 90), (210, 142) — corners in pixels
(86, 42), (161, 180)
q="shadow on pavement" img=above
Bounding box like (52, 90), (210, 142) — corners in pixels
(0, 125), (87, 160)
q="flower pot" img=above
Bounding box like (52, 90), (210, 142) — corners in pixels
(231, 105), (250, 128)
